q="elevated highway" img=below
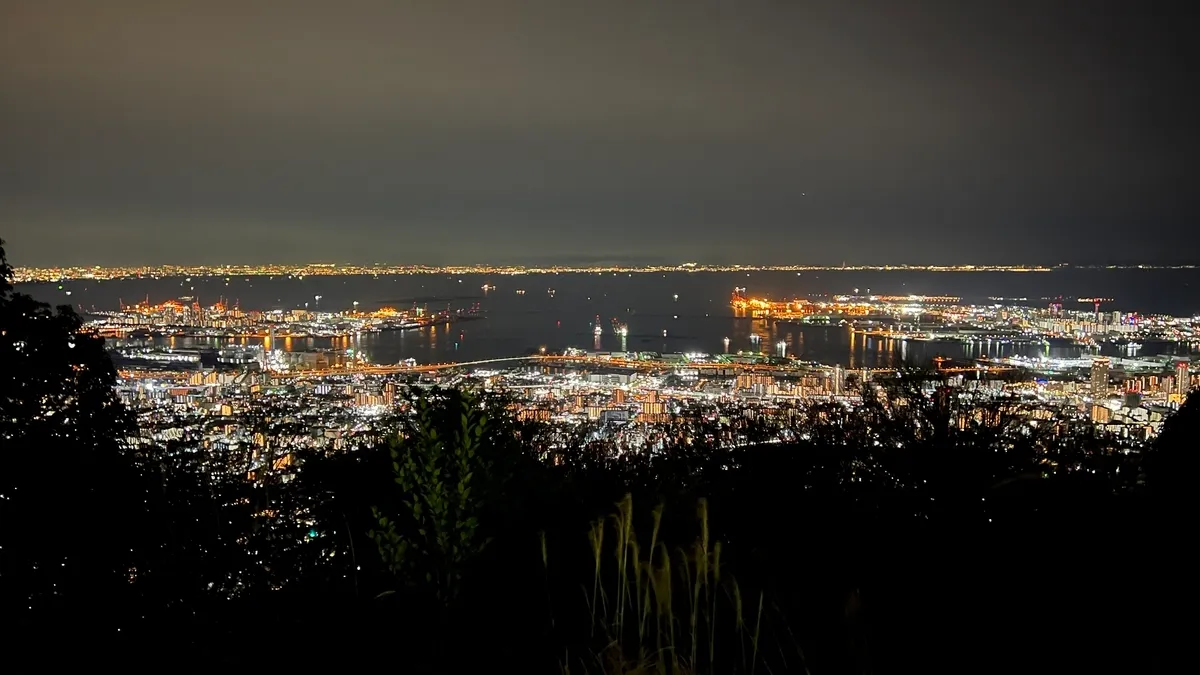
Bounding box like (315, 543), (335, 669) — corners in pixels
(118, 352), (1016, 382)
(280, 354), (1017, 379)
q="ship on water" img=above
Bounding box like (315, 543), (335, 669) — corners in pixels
(593, 315), (603, 336)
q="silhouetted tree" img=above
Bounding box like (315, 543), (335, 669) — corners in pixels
(1146, 389), (1200, 506)
(369, 387), (500, 605)
(0, 238), (142, 634)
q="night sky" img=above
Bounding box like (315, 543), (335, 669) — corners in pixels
(2, 1), (1196, 267)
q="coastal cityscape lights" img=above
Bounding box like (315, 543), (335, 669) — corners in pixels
(11, 261), (1200, 284)
(101, 285), (1195, 492)
(6, 0), (1196, 664)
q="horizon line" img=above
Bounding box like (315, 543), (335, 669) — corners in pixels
(10, 261), (1200, 283)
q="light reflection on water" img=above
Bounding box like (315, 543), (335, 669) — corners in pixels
(123, 321), (1187, 369)
(22, 270), (1200, 367)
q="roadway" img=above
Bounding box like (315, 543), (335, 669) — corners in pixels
(119, 352), (1014, 382)
(279, 354), (1016, 378)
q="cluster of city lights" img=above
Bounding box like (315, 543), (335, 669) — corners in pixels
(13, 261), (1197, 284)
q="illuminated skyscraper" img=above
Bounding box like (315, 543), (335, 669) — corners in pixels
(1090, 357), (1110, 397)
(641, 390), (664, 416)
(1175, 361), (1190, 397)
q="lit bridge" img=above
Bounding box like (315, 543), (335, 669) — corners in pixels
(283, 354), (1017, 379)
(118, 355), (1016, 382)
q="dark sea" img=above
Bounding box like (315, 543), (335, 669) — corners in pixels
(18, 269), (1200, 368)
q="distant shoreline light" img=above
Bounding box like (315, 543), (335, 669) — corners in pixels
(9, 262), (1198, 283)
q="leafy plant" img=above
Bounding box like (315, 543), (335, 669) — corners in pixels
(369, 388), (494, 604)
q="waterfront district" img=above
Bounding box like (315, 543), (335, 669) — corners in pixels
(19, 261), (1200, 285)
(96, 285), (1196, 472)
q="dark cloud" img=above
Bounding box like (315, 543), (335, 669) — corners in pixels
(2, 0), (1196, 266)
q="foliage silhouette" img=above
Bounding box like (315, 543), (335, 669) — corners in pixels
(370, 387), (499, 604)
(1145, 388), (1199, 505)
(0, 238), (142, 635)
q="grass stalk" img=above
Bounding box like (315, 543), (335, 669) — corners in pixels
(588, 519), (605, 637)
(751, 591), (764, 675)
(560, 495), (781, 674)
(734, 580), (747, 670)
(710, 540), (722, 671)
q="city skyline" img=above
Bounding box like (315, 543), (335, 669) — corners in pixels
(3, 0), (1197, 267)
(2, 3), (1193, 664)
(12, 259), (1200, 284)
(12, 257), (1200, 274)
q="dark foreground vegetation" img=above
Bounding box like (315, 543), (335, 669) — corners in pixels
(1, 240), (1190, 672)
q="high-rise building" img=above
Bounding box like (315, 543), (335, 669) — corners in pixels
(264, 326), (276, 372)
(1090, 357), (1110, 397)
(640, 390), (664, 416)
(1175, 361), (1190, 397)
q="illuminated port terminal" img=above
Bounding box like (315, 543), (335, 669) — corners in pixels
(86, 296), (482, 341)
